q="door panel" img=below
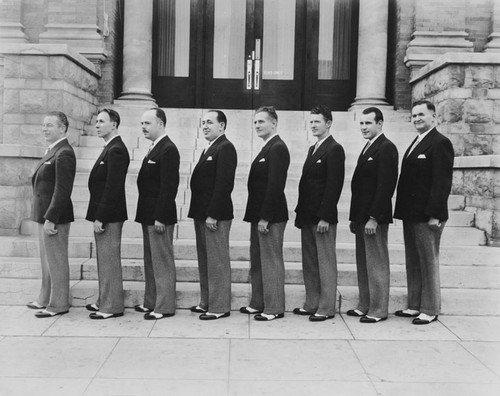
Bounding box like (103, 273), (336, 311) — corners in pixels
(152, 0), (358, 110)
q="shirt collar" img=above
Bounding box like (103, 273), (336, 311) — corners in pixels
(207, 133), (224, 147)
(368, 132), (383, 144)
(262, 133), (278, 149)
(314, 134), (330, 149)
(151, 133), (168, 149)
(417, 128), (433, 141)
(47, 137), (67, 151)
(104, 134), (120, 146)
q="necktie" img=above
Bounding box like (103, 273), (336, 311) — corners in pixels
(407, 136), (421, 157)
(312, 141), (320, 155)
(362, 141), (371, 155)
(147, 143), (154, 156)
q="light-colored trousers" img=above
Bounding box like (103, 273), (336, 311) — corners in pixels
(249, 221), (287, 315)
(142, 224), (176, 314)
(301, 224), (338, 317)
(37, 222), (71, 313)
(94, 222), (124, 313)
(354, 222), (390, 318)
(194, 219), (232, 313)
(403, 221), (446, 316)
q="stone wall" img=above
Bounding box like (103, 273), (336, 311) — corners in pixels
(0, 44), (100, 235)
(411, 53), (500, 245)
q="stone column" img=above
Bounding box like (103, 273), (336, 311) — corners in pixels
(116, 0), (156, 104)
(405, 0), (473, 78)
(485, 0), (500, 52)
(0, 0), (28, 42)
(39, 0), (106, 67)
(350, 0), (390, 109)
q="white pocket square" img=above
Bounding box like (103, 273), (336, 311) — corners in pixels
(207, 156), (213, 161)
(259, 158), (266, 162)
(44, 161), (51, 164)
(368, 157), (373, 161)
(148, 160), (156, 164)
(99, 161), (105, 165)
(316, 159), (321, 163)
(417, 154), (426, 159)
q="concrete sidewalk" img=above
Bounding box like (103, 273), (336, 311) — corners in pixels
(0, 307), (499, 396)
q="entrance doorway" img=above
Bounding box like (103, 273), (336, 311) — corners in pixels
(152, 0), (358, 110)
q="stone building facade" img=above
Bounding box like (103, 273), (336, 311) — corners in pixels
(0, 0), (499, 244)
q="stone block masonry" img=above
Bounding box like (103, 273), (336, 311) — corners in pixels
(0, 43), (100, 235)
(411, 52), (500, 245)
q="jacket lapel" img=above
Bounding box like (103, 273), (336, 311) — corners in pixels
(33, 139), (67, 176)
(303, 135), (333, 173)
(251, 135), (278, 171)
(406, 128), (436, 160)
(192, 134), (227, 176)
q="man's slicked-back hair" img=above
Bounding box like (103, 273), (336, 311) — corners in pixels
(46, 111), (69, 133)
(150, 107), (167, 126)
(256, 106), (278, 122)
(412, 100), (436, 113)
(362, 107), (384, 123)
(208, 109), (227, 130)
(310, 104), (333, 122)
(98, 108), (121, 128)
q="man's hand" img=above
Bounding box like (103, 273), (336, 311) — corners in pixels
(93, 220), (105, 234)
(316, 219), (330, 234)
(365, 218), (378, 235)
(427, 217), (441, 231)
(205, 217), (218, 232)
(258, 219), (269, 234)
(349, 221), (356, 234)
(43, 220), (58, 235)
(154, 220), (166, 234)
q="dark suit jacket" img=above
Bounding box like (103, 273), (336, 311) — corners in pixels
(31, 138), (76, 224)
(394, 127), (454, 222)
(135, 135), (180, 225)
(244, 135), (290, 224)
(85, 135), (130, 223)
(188, 134), (237, 221)
(349, 134), (398, 224)
(295, 135), (345, 228)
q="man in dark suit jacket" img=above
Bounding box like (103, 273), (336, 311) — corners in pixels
(188, 110), (237, 320)
(29, 111), (76, 318)
(85, 108), (130, 319)
(135, 108), (180, 320)
(241, 106), (290, 321)
(394, 100), (454, 325)
(294, 105), (345, 322)
(348, 107), (398, 323)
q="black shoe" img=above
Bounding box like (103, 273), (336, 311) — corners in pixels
(293, 307), (312, 316)
(144, 312), (175, 320)
(89, 312), (124, 320)
(346, 309), (366, 317)
(395, 310), (419, 318)
(239, 306), (262, 314)
(360, 316), (387, 323)
(134, 304), (153, 313)
(309, 314), (335, 322)
(85, 303), (99, 312)
(254, 313), (284, 321)
(35, 310), (69, 318)
(412, 315), (438, 325)
(199, 312), (230, 320)
(190, 305), (208, 313)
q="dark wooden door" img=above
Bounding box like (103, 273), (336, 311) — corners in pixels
(203, 0), (306, 110)
(152, 0), (358, 110)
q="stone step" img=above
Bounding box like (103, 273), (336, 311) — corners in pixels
(1, 257), (498, 290)
(2, 278), (499, 315)
(18, 216), (485, 246)
(2, 236), (498, 265)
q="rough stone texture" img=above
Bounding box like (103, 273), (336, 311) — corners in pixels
(411, 57), (500, 244)
(0, 48), (99, 234)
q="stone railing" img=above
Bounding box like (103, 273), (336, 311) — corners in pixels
(0, 44), (100, 235)
(410, 53), (500, 245)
